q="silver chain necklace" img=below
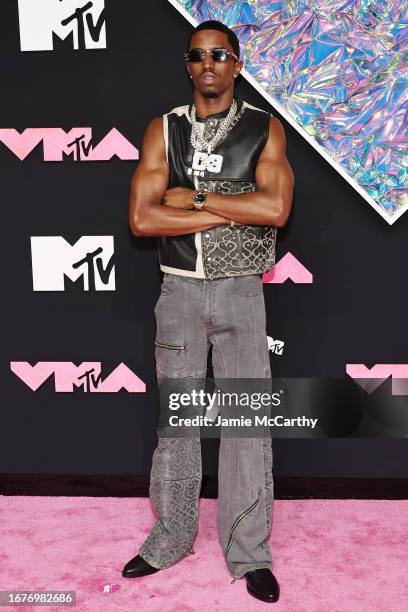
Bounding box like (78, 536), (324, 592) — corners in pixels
(190, 98), (238, 154)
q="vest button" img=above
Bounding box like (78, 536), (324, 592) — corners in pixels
(207, 257), (212, 261)
(205, 233), (210, 238)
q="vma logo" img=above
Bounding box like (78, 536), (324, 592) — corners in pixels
(18, 0), (106, 51)
(0, 128), (137, 162)
(262, 253), (313, 284)
(30, 236), (115, 292)
(346, 364), (408, 396)
(11, 362), (146, 392)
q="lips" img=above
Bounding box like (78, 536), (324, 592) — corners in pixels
(200, 73), (218, 83)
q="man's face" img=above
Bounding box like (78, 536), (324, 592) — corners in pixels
(186, 29), (243, 99)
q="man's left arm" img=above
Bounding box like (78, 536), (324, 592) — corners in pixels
(163, 116), (294, 227)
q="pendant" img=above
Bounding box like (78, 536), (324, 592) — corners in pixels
(187, 150), (224, 177)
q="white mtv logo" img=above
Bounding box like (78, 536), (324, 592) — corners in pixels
(267, 336), (285, 355)
(18, 0), (106, 51)
(30, 236), (115, 291)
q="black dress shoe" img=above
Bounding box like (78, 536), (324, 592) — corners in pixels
(244, 568), (280, 603)
(122, 554), (161, 578)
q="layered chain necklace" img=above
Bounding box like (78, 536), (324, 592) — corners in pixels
(190, 98), (238, 154)
(188, 98), (238, 176)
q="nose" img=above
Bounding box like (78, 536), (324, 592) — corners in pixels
(201, 50), (215, 70)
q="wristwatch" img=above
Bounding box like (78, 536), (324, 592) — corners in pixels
(192, 189), (208, 210)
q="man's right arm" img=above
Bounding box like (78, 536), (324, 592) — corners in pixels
(129, 117), (230, 237)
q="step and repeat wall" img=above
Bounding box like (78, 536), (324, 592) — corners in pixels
(1, 0), (407, 479)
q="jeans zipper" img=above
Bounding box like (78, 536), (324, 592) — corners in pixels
(226, 494), (261, 583)
(154, 341), (185, 351)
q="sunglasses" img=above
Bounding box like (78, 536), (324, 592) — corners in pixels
(184, 47), (239, 63)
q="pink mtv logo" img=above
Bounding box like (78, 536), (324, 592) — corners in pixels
(262, 252), (313, 284)
(10, 362), (145, 392)
(0, 128), (138, 161)
(346, 364), (408, 395)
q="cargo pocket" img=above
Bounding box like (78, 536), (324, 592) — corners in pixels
(154, 275), (186, 375)
(155, 339), (186, 375)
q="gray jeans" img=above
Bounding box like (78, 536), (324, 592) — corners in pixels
(139, 273), (274, 581)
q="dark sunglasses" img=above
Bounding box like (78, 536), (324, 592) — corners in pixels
(184, 47), (239, 63)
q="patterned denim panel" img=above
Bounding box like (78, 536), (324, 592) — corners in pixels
(139, 437), (201, 569)
(196, 179), (277, 280)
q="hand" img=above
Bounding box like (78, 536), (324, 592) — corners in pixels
(163, 187), (196, 210)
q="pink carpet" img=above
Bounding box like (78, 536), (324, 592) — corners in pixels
(0, 496), (407, 611)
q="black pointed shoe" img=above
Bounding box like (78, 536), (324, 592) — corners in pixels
(244, 568), (280, 603)
(122, 554), (161, 578)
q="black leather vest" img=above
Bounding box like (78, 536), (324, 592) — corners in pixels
(158, 96), (277, 279)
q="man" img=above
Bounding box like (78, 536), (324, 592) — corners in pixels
(123, 19), (294, 604)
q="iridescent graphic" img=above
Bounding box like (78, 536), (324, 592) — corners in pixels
(169, 0), (407, 224)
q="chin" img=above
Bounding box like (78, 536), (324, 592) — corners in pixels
(201, 89), (220, 99)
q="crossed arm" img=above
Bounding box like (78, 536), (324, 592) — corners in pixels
(129, 114), (294, 238)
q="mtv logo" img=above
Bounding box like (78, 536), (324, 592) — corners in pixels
(30, 236), (115, 291)
(267, 336), (285, 355)
(18, 0), (106, 51)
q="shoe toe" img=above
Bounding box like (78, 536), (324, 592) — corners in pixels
(245, 568), (280, 603)
(122, 554), (160, 578)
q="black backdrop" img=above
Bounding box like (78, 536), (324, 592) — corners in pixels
(1, 0), (407, 483)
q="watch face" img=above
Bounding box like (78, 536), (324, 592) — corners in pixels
(195, 193), (206, 204)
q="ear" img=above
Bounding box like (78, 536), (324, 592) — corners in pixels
(233, 59), (244, 79)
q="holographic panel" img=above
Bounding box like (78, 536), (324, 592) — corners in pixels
(169, 0), (407, 224)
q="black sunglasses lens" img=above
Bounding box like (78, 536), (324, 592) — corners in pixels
(212, 49), (228, 61)
(185, 48), (231, 62)
(186, 49), (203, 62)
